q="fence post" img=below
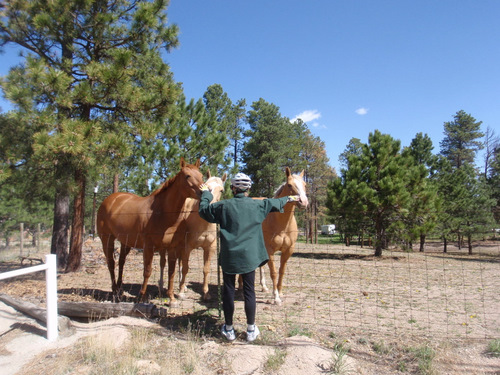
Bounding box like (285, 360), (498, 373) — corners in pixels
(37, 224), (41, 253)
(45, 254), (58, 341)
(20, 223), (24, 257)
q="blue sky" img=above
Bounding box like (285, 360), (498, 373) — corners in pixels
(1, 0), (499, 173)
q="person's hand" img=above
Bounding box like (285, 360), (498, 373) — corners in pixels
(287, 195), (300, 203)
(200, 183), (210, 192)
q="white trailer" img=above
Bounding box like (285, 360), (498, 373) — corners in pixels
(321, 224), (335, 235)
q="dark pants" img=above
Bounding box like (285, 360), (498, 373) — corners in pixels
(222, 270), (256, 326)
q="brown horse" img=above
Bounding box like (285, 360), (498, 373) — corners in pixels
(260, 167), (308, 304)
(96, 158), (204, 303)
(158, 171), (227, 301)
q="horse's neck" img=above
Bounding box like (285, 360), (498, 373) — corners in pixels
(275, 189), (296, 218)
(154, 184), (189, 215)
(184, 198), (212, 229)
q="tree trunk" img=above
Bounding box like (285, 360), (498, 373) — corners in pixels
(443, 237), (448, 253)
(467, 234), (472, 255)
(66, 169), (86, 272)
(308, 219), (313, 244)
(419, 233), (426, 252)
(374, 219), (383, 257)
(113, 173), (119, 193)
(51, 188), (70, 269)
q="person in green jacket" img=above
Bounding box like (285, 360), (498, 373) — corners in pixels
(199, 172), (299, 342)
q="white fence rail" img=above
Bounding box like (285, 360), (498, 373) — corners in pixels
(0, 254), (58, 341)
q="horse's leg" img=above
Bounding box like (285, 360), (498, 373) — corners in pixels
(178, 247), (191, 300)
(202, 245), (216, 300)
(259, 266), (269, 292)
(267, 253), (281, 305)
(276, 248), (293, 301)
(116, 244), (131, 295)
(138, 247), (154, 302)
(167, 250), (178, 307)
(237, 274), (243, 291)
(158, 249), (166, 298)
(101, 235), (119, 299)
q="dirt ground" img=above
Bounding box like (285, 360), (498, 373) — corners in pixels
(1, 238), (500, 374)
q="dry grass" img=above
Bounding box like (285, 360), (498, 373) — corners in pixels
(2, 237), (500, 374)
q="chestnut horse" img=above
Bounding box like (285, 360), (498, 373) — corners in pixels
(260, 167), (309, 304)
(158, 171), (227, 301)
(96, 158), (204, 303)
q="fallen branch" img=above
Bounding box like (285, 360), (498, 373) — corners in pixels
(0, 293), (72, 333)
(0, 293), (168, 327)
(57, 301), (168, 319)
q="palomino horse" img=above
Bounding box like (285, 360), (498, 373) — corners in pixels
(261, 167), (308, 304)
(158, 171), (227, 301)
(96, 158), (204, 304)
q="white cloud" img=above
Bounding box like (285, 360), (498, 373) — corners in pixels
(291, 109), (321, 123)
(355, 107), (369, 115)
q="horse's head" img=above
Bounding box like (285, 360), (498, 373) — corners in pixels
(205, 170), (227, 203)
(284, 167), (309, 208)
(179, 157), (204, 199)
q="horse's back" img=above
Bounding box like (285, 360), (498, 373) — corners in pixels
(97, 192), (150, 247)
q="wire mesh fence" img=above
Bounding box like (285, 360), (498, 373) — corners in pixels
(1, 228), (499, 341)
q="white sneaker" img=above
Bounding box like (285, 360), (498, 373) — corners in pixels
(221, 324), (236, 341)
(246, 325), (260, 342)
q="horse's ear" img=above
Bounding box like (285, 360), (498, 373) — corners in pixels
(222, 173), (228, 183)
(300, 170), (305, 178)
(286, 167), (292, 177)
(206, 170), (211, 179)
(180, 157), (186, 168)
(195, 158), (201, 168)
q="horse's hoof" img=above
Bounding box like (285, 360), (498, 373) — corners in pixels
(178, 293), (186, 300)
(136, 294), (149, 303)
(262, 286), (269, 293)
(202, 293), (211, 301)
(170, 299), (179, 308)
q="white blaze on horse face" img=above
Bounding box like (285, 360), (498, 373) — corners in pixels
(293, 175), (309, 207)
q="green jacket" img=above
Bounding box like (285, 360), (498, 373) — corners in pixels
(198, 191), (289, 274)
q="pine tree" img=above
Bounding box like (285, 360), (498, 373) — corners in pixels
(327, 130), (415, 256)
(0, 0), (181, 270)
(300, 126), (336, 243)
(401, 133), (440, 252)
(203, 84), (246, 175)
(242, 98), (303, 197)
(440, 110), (484, 168)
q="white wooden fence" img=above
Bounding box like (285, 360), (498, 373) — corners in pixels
(0, 254), (58, 341)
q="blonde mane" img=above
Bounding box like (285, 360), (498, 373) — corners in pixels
(273, 173), (303, 198)
(273, 182), (286, 198)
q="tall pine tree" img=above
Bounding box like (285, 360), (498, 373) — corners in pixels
(242, 98), (303, 197)
(0, 0), (181, 270)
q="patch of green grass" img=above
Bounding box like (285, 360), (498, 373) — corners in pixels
(408, 345), (436, 375)
(264, 347), (287, 372)
(371, 340), (391, 355)
(487, 339), (500, 357)
(287, 325), (313, 338)
(323, 341), (351, 374)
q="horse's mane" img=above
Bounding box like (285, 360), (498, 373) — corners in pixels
(273, 182), (286, 198)
(273, 173), (303, 198)
(150, 173), (178, 196)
